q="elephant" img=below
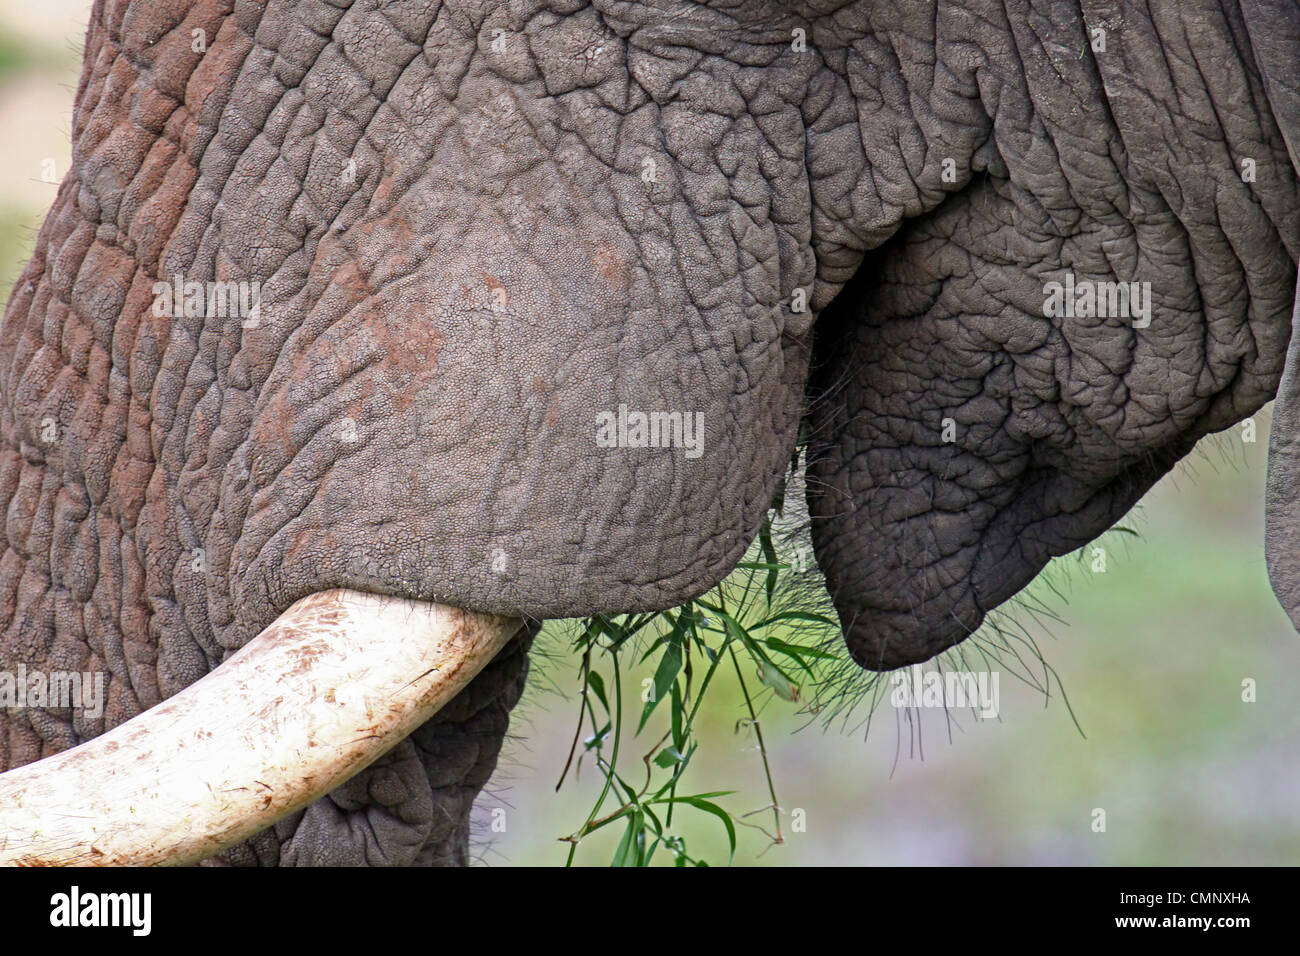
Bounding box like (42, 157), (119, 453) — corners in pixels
(0, 0), (1298, 866)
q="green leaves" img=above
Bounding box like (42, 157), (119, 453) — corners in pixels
(653, 746), (684, 768)
(636, 614), (684, 733)
(756, 658), (799, 702)
(611, 810), (645, 867)
(672, 796), (736, 864)
(700, 604), (802, 702)
(587, 670), (608, 711)
(758, 520), (780, 606)
(556, 513), (844, 866)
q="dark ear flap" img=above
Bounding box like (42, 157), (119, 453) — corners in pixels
(1245, 2), (1300, 626)
(1266, 299), (1300, 629)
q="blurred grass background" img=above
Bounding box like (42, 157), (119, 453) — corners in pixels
(2, 1), (1296, 866)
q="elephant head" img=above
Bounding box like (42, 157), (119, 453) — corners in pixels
(1, 0), (1298, 865)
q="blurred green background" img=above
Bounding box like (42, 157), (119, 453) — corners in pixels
(2, 1), (1296, 866)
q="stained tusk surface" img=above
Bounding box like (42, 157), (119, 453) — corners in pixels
(0, 589), (522, 866)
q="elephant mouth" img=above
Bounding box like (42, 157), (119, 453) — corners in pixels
(0, 592), (518, 866)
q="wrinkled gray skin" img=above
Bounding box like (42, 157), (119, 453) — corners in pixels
(2, 0), (1299, 864)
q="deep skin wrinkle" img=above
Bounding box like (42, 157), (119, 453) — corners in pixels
(0, 0), (1297, 864)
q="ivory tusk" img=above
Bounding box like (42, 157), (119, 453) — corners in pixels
(0, 589), (522, 866)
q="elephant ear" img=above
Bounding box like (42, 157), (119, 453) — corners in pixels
(806, 0), (1300, 670)
(1249, 1), (1300, 627)
(1266, 299), (1300, 628)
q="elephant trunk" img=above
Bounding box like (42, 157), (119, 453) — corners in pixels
(0, 591), (521, 866)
